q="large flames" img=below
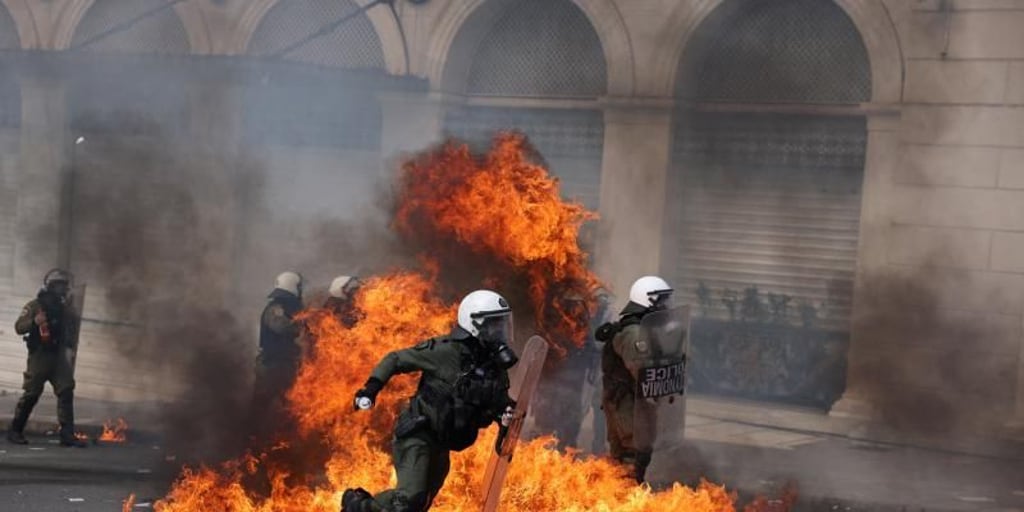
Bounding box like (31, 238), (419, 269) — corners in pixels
(154, 135), (766, 511)
(394, 134), (602, 356)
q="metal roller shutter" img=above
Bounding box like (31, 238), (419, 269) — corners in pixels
(665, 112), (867, 408)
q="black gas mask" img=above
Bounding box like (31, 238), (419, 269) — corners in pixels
(475, 315), (518, 370)
(42, 268), (72, 304)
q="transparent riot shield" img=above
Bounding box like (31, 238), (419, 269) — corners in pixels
(634, 305), (690, 452)
(67, 283), (86, 371)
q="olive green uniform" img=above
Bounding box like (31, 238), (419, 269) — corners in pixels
(601, 318), (658, 480)
(362, 333), (511, 512)
(10, 298), (79, 438)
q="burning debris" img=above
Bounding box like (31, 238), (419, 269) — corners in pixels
(100, 418), (129, 443)
(123, 493), (136, 512)
(152, 136), (776, 511)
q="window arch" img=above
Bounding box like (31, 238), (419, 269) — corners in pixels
(0, 4), (18, 50)
(70, 0), (190, 54)
(463, 0), (607, 98)
(0, 4), (19, 129)
(442, 0), (608, 211)
(678, 0), (870, 104)
(248, 0), (385, 70)
(666, 0), (872, 409)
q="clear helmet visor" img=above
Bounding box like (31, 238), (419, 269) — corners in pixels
(473, 312), (513, 346)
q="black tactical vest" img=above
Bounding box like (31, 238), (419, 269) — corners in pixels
(259, 290), (303, 364)
(414, 337), (510, 451)
(25, 292), (67, 351)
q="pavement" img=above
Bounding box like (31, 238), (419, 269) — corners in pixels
(0, 392), (1021, 511)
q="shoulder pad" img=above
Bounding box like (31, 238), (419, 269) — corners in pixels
(414, 338), (437, 351)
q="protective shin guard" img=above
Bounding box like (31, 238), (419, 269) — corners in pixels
(10, 394), (39, 434)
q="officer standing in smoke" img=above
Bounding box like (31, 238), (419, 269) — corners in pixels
(596, 276), (675, 483)
(341, 290), (518, 512)
(324, 275), (362, 328)
(582, 289), (613, 453)
(256, 271), (305, 407)
(530, 293), (591, 450)
(6, 269), (86, 447)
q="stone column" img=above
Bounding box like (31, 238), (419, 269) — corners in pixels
(594, 101), (674, 305)
(1008, 316), (1024, 437)
(831, 110), (901, 418)
(13, 75), (67, 301)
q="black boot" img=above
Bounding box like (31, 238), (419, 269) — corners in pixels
(341, 488), (373, 512)
(634, 451), (652, 484)
(57, 391), (86, 448)
(7, 394), (38, 445)
(6, 430), (27, 445)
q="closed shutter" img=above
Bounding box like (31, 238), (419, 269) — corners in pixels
(443, 107), (604, 211)
(667, 112), (866, 330)
(64, 68), (193, 399)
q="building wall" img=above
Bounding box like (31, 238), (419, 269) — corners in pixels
(0, 0), (1020, 434)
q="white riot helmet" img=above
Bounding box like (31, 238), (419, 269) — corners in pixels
(629, 275), (673, 309)
(457, 290), (517, 368)
(274, 271), (303, 297)
(329, 275), (358, 299)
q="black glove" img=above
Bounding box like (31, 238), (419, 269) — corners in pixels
(354, 377), (384, 411)
(595, 321), (618, 343)
(495, 424), (509, 457)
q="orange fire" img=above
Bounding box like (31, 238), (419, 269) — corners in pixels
(157, 274), (738, 511)
(394, 133), (602, 357)
(154, 136), (774, 511)
(100, 418), (129, 442)
(123, 493), (136, 512)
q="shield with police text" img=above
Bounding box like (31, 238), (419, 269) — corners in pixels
(633, 305), (690, 452)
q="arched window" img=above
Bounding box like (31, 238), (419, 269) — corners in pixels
(248, 0), (385, 69)
(0, 5), (21, 129)
(71, 0), (190, 54)
(68, 0), (191, 136)
(444, 0), (607, 210)
(464, 0), (606, 98)
(244, 0), (384, 150)
(667, 0), (871, 409)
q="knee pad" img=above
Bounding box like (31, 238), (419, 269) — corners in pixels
(341, 487), (373, 512)
(391, 491), (428, 512)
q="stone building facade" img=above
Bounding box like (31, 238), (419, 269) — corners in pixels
(0, 0), (1020, 437)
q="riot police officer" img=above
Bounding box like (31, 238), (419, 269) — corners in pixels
(597, 276), (674, 483)
(341, 290), (518, 512)
(256, 271), (304, 407)
(324, 275), (362, 328)
(6, 269), (85, 447)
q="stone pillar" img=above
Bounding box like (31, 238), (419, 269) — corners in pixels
(594, 102), (673, 305)
(831, 110), (901, 418)
(377, 91), (445, 168)
(13, 75), (67, 301)
(1009, 315), (1024, 437)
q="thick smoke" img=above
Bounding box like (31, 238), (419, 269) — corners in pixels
(71, 130), (272, 461)
(850, 262), (1014, 437)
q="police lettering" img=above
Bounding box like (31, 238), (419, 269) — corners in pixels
(638, 362), (686, 399)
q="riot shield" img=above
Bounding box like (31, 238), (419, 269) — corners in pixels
(634, 305), (690, 453)
(67, 283), (87, 371)
(480, 335), (549, 512)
